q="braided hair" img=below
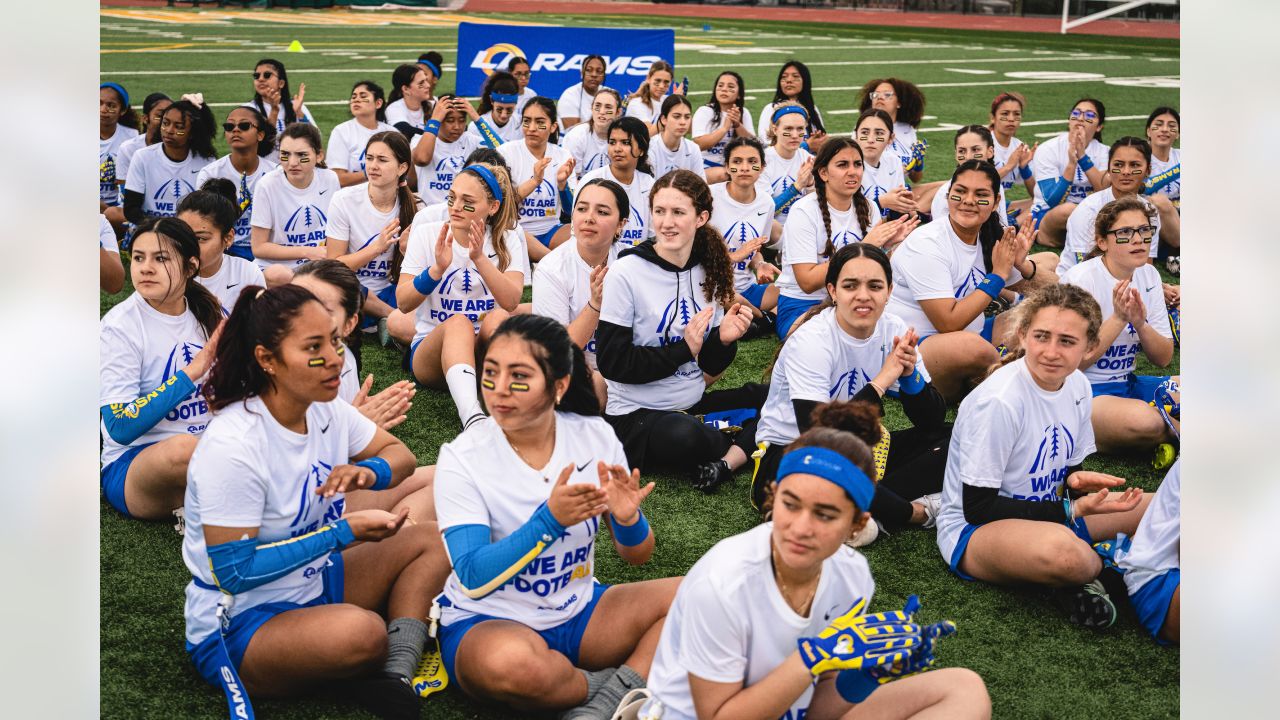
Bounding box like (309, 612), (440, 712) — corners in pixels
(811, 137), (872, 259)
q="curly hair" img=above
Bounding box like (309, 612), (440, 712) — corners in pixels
(858, 77), (925, 128)
(649, 169), (735, 308)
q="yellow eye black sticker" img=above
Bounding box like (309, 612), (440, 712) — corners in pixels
(308, 358), (325, 367)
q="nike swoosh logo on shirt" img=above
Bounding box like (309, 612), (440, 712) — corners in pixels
(320, 422), (331, 433)
(226, 282), (239, 289)
(190, 169), (202, 174)
(1145, 285), (1156, 292)
(1075, 398), (1085, 405)
(756, 210), (769, 216)
(319, 189), (328, 195)
(576, 460), (592, 472)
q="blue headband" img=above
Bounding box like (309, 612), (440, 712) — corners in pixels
(464, 164), (504, 203)
(101, 82), (130, 108)
(775, 447), (875, 512)
(418, 58), (442, 79)
(490, 92), (519, 104)
(772, 105), (809, 124)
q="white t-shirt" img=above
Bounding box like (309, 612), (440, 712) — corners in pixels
(561, 123), (611, 179)
(435, 412), (628, 630)
(762, 146), (813, 225)
(1148, 148), (1181, 207)
(411, 131), (483, 206)
(196, 155), (280, 256)
(532, 238), (620, 370)
(412, 200), (448, 227)
(325, 184), (401, 294)
(241, 100), (318, 142)
(515, 87), (537, 121)
(885, 219), (1023, 336)
(756, 308), (928, 446)
(756, 102), (826, 140)
(1059, 258), (1171, 385)
(775, 192), (882, 303)
(861, 154), (907, 220)
(645, 522), (875, 720)
(649, 135), (706, 181)
(249, 167), (341, 270)
(465, 111), (524, 146)
(992, 135), (1027, 192)
(624, 97), (661, 126)
(692, 105), (754, 168)
(1118, 459), (1180, 598)
(327, 118), (396, 173)
(100, 124), (139, 206)
(1058, 188), (1161, 273)
(181, 395), (376, 645)
(599, 252), (725, 415)
(1030, 134), (1109, 213)
(100, 214), (119, 255)
(556, 83), (595, 132)
(935, 357), (1095, 563)
(124, 143), (214, 218)
(400, 219), (530, 339)
(339, 341), (360, 403)
(709, 181), (775, 292)
(115, 133), (148, 188)
(930, 178), (1010, 228)
(194, 257), (265, 315)
(99, 293), (212, 467)
(383, 98), (424, 134)
(890, 121), (919, 175)
(579, 166), (655, 248)
(498, 140), (578, 237)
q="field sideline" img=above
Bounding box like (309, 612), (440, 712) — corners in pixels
(100, 8), (1180, 719)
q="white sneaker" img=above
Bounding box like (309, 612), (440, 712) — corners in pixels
(844, 518), (881, 548)
(913, 492), (943, 529)
(172, 506), (186, 536)
(611, 688), (652, 720)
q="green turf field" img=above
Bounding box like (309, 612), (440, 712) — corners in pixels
(100, 8), (1179, 719)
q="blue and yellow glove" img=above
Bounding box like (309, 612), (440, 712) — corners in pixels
(797, 597), (921, 676)
(835, 596), (958, 702)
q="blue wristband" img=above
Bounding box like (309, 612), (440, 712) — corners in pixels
(356, 457), (393, 491)
(610, 510), (650, 547)
(977, 272), (1006, 300)
(413, 267), (440, 295)
(899, 369), (926, 395)
(1019, 164), (1033, 180)
(424, 119), (441, 136)
(1077, 154), (1093, 171)
(836, 669), (880, 703)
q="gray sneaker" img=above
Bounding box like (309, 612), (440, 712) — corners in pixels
(912, 492), (943, 529)
(844, 518), (881, 548)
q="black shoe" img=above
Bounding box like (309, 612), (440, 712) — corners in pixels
(348, 672), (420, 720)
(691, 460), (732, 494)
(1052, 580), (1117, 629)
(741, 313), (776, 341)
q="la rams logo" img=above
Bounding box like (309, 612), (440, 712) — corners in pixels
(473, 42), (526, 77)
(829, 367), (873, 399)
(284, 204), (329, 232)
(161, 341), (204, 382)
(290, 460), (334, 528)
(440, 267), (489, 296)
(953, 267), (986, 299)
(1028, 423), (1076, 475)
(153, 178), (196, 203)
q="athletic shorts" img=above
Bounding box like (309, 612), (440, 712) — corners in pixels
(740, 283), (769, 310)
(100, 442), (156, 518)
(775, 295), (820, 340)
(186, 552), (345, 687)
(947, 517), (1092, 582)
(360, 285), (399, 329)
(225, 244), (254, 262)
(1130, 568), (1179, 645)
(437, 582), (612, 682)
(534, 224), (564, 247)
(1091, 374), (1172, 400)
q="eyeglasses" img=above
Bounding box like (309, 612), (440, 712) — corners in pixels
(1105, 225), (1156, 243)
(223, 121), (257, 132)
(512, 70), (531, 79)
(870, 91), (895, 101)
(1069, 108), (1099, 124)
(252, 71), (276, 81)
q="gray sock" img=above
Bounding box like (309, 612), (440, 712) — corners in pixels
(581, 667), (615, 702)
(561, 665), (645, 720)
(383, 617), (429, 679)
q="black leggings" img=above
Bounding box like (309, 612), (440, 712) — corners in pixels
(606, 383), (769, 475)
(753, 424), (951, 530)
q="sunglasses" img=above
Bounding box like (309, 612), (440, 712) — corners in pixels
(1105, 225), (1156, 243)
(252, 71), (276, 81)
(1069, 108), (1099, 124)
(223, 121), (257, 133)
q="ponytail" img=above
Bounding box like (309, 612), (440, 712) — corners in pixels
(204, 284), (321, 411)
(461, 162), (518, 272)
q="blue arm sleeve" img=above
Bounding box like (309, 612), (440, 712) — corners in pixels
(100, 371), (197, 446)
(773, 185), (801, 213)
(836, 669), (880, 703)
(472, 118), (504, 149)
(1037, 177), (1070, 209)
(207, 519), (356, 595)
(442, 503), (566, 600)
(1144, 164), (1180, 195)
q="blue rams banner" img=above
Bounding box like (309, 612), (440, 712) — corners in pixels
(455, 22), (675, 99)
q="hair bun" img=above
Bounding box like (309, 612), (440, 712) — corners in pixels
(810, 400), (883, 448)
